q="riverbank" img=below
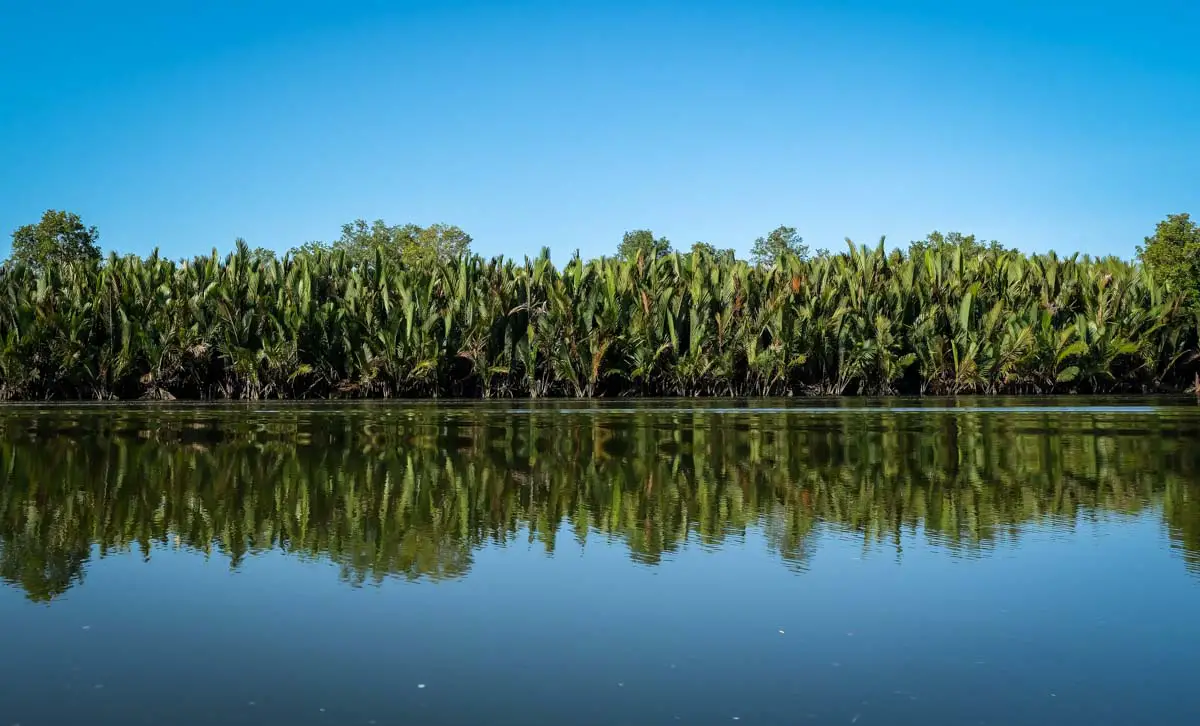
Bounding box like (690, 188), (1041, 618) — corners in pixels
(1, 245), (1196, 400)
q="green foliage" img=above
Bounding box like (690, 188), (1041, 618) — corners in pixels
(245, 242), (277, 266)
(1, 405), (1197, 601)
(291, 219), (472, 267)
(751, 225), (808, 265)
(1138, 213), (1200, 306)
(0, 233), (1195, 400)
(908, 230), (1005, 258)
(8, 210), (101, 270)
(690, 242), (737, 263)
(617, 229), (671, 262)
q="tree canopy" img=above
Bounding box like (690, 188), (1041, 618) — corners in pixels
(1138, 213), (1200, 306)
(8, 210), (101, 270)
(908, 231), (1005, 258)
(292, 219), (472, 267)
(751, 225), (808, 265)
(689, 242), (737, 263)
(617, 229), (672, 262)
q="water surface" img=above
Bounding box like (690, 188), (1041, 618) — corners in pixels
(2, 399), (1199, 725)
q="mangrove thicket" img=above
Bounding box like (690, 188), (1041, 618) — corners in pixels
(0, 211), (1197, 400)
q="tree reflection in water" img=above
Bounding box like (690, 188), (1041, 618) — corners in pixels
(2, 402), (1198, 602)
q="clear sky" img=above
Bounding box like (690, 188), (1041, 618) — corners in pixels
(1, 0), (1196, 262)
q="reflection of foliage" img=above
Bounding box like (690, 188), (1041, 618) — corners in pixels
(0, 534), (90, 603)
(1163, 483), (1200, 573)
(1, 404), (1198, 602)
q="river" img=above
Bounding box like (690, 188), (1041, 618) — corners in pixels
(1, 399), (1198, 725)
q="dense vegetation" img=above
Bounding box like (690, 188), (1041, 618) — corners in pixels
(1, 211), (1197, 399)
(2, 405), (1198, 601)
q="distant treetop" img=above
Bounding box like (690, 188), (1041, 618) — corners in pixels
(908, 231), (1005, 258)
(290, 219), (473, 267)
(617, 229), (672, 263)
(8, 209), (101, 270)
(751, 225), (808, 265)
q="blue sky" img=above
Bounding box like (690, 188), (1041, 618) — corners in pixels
(1, 0), (1197, 262)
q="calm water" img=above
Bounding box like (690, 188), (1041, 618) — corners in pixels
(2, 399), (1199, 726)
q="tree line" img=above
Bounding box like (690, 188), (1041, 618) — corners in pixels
(1, 209), (1198, 399)
(2, 405), (1197, 601)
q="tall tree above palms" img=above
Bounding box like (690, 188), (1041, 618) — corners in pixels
(908, 231), (1004, 258)
(292, 219), (472, 267)
(7, 209), (101, 270)
(1138, 213), (1200, 307)
(690, 241), (736, 263)
(617, 229), (671, 262)
(751, 225), (808, 265)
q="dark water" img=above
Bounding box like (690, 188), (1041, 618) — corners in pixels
(2, 399), (1200, 726)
